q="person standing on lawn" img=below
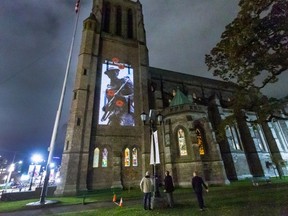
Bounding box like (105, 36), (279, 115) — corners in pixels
(192, 171), (209, 211)
(163, 170), (175, 208)
(140, 171), (153, 210)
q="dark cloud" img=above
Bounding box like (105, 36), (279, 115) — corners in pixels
(1, 0), (287, 163)
(0, 0), (89, 161)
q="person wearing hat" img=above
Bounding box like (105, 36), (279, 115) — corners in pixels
(140, 171), (153, 210)
(104, 67), (133, 97)
(101, 67), (134, 125)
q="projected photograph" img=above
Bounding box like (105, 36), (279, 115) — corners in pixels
(98, 61), (135, 126)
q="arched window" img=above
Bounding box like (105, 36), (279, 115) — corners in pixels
(124, 148), (130, 167)
(103, 3), (111, 33)
(127, 9), (133, 38)
(177, 128), (187, 156)
(196, 129), (205, 155)
(116, 6), (122, 36)
(225, 125), (242, 150)
(132, 147), (138, 166)
(102, 148), (108, 167)
(123, 147), (138, 167)
(93, 148), (100, 168)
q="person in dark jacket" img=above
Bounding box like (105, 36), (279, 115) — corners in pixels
(192, 171), (208, 211)
(164, 170), (174, 207)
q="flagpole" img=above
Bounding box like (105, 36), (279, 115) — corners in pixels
(39, 4), (81, 205)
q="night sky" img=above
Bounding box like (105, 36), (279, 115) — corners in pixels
(1, 0), (287, 164)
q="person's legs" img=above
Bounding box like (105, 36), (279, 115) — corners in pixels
(170, 192), (174, 207)
(147, 192), (152, 210)
(166, 192), (174, 207)
(196, 192), (204, 209)
(143, 193), (148, 210)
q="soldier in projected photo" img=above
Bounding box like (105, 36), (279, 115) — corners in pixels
(101, 67), (134, 126)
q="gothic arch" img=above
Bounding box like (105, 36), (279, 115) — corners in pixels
(115, 5), (122, 36)
(122, 145), (140, 167)
(174, 125), (189, 157)
(127, 8), (134, 38)
(103, 2), (111, 33)
(193, 120), (209, 157)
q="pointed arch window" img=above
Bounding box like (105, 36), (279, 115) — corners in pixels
(177, 128), (188, 156)
(132, 147), (138, 166)
(225, 124), (242, 151)
(127, 9), (133, 38)
(124, 148), (130, 167)
(196, 129), (205, 155)
(93, 148), (100, 168)
(250, 125), (265, 151)
(103, 3), (111, 33)
(102, 148), (108, 167)
(116, 6), (122, 36)
(123, 147), (138, 167)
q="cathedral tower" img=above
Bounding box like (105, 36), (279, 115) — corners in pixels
(56, 0), (150, 195)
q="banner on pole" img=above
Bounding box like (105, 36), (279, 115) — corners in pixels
(150, 130), (160, 165)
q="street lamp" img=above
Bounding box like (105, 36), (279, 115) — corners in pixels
(141, 110), (163, 198)
(28, 154), (43, 191)
(5, 160), (22, 191)
(5, 164), (15, 191)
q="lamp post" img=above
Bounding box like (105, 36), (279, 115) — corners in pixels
(28, 154), (43, 191)
(5, 163), (15, 191)
(141, 110), (163, 198)
(5, 160), (22, 191)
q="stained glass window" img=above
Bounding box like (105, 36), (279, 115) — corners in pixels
(196, 129), (205, 155)
(124, 148), (130, 167)
(132, 148), (138, 166)
(102, 148), (108, 167)
(178, 128), (187, 156)
(93, 148), (100, 168)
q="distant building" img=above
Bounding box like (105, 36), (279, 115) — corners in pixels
(56, 0), (288, 195)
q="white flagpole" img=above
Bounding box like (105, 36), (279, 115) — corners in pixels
(39, 4), (81, 204)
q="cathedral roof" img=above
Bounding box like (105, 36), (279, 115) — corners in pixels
(169, 88), (192, 107)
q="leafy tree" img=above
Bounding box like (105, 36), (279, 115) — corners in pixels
(205, 0), (288, 90)
(205, 0), (288, 123)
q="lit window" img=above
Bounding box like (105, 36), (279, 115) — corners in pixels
(93, 148), (100, 168)
(132, 148), (138, 166)
(177, 128), (187, 156)
(192, 93), (197, 99)
(102, 148), (108, 167)
(172, 89), (176, 96)
(196, 129), (205, 155)
(124, 148), (130, 167)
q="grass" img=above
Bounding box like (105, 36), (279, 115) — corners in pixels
(1, 178), (288, 215)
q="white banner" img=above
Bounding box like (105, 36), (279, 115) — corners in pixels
(150, 130), (160, 165)
(28, 165), (41, 177)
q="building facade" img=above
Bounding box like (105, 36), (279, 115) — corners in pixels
(56, 0), (288, 195)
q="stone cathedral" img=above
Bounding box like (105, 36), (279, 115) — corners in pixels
(56, 0), (288, 195)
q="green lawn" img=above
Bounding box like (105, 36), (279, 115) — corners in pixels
(1, 178), (288, 216)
